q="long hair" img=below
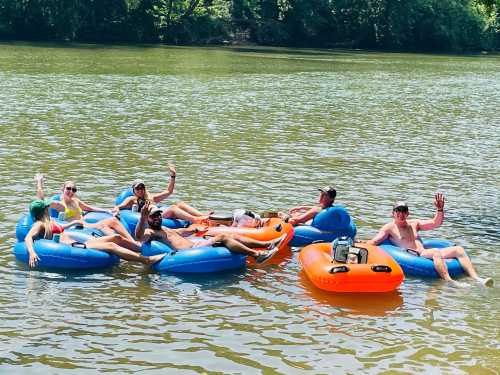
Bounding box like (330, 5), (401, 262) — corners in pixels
(134, 186), (153, 202)
(35, 207), (52, 239)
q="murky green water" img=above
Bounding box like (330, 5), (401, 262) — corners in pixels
(0, 42), (499, 374)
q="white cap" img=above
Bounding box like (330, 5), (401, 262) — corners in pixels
(149, 206), (163, 216)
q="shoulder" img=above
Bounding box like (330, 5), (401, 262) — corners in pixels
(407, 219), (420, 228)
(380, 222), (395, 232)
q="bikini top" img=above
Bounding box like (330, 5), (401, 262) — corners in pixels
(64, 203), (83, 220)
(35, 221), (64, 240)
(51, 222), (64, 234)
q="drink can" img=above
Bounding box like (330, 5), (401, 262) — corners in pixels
(53, 234), (61, 243)
(132, 204), (139, 212)
(347, 253), (358, 264)
(58, 212), (66, 221)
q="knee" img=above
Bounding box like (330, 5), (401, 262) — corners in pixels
(109, 217), (120, 225)
(456, 246), (465, 257)
(432, 250), (443, 260)
(215, 234), (227, 243)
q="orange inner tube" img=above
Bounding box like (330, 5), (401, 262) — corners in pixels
(205, 217), (294, 254)
(299, 242), (404, 293)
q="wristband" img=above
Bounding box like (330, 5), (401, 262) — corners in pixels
(171, 175), (176, 178)
(437, 209), (443, 212)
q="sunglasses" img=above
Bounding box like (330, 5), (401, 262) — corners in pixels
(134, 185), (145, 191)
(65, 186), (77, 193)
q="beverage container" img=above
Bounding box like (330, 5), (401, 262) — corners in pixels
(132, 204), (139, 212)
(58, 212), (66, 221)
(347, 253), (358, 264)
(53, 234), (60, 243)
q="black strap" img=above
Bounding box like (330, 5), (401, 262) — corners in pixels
(406, 248), (420, 257)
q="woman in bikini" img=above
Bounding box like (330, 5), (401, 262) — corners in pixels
(35, 173), (135, 242)
(25, 199), (165, 268)
(112, 164), (211, 224)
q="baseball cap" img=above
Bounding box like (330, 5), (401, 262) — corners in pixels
(149, 206), (163, 216)
(393, 201), (409, 211)
(132, 179), (146, 190)
(318, 186), (337, 200)
(29, 199), (52, 219)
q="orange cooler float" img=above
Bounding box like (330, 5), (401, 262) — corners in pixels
(299, 242), (404, 293)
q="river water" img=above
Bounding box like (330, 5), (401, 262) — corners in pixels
(0, 43), (499, 374)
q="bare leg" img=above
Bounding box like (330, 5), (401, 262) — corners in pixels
(228, 234), (286, 250)
(162, 205), (209, 223)
(420, 249), (453, 281)
(97, 234), (142, 253)
(439, 246), (480, 280)
(176, 201), (212, 217)
(98, 217), (136, 242)
(85, 239), (165, 265)
(213, 234), (262, 258)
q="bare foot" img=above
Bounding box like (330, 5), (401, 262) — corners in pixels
(193, 216), (210, 224)
(147, 253), (166, 265)
(450, 280), (469, 288)
(268, 234), (287, 250)
(256, 247), (279, 264)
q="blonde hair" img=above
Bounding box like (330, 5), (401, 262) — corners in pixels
(134, 185), (153, 201)
(62, 180), (77, 191)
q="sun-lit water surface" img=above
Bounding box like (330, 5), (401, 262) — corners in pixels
(0, 43), (499, 374)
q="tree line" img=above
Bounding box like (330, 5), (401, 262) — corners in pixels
(0, 0), (499, 51)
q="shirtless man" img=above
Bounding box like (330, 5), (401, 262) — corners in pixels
(135, 202), (285, 264)
(367, 194), (492, 287)
(282, 186), (336, 226)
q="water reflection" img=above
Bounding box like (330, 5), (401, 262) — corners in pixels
(0, 44), (499, 373)
(298, 272), (404, 316)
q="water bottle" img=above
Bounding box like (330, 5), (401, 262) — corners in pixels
(53, 234), (60, 243)
(58, 212), (66, 221)
(132, 204), (139, 212)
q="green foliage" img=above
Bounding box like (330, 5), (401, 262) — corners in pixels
(0, 0), (498, 50)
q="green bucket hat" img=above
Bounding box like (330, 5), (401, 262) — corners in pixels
(29, 199), (52, 219)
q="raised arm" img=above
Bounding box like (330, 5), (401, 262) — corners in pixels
(289, 206), (321, 226)
(135, 201), (151, 241)
(152, 164), (176, 203)
(415, 193), (445, 231)
(35, 173), (45, 199)
(366, 225), (391, 245)
(34, 174), (65, 212)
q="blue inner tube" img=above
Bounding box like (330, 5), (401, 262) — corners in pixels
(115, 188), (133, 206)
(142, 240), (246, 274)
(15, 213), (110, 242)
(119, 209), (189, 235)
(289, 205), (357, 247)
(13, 233), (120, 270)
(379, 238), (465, 278)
